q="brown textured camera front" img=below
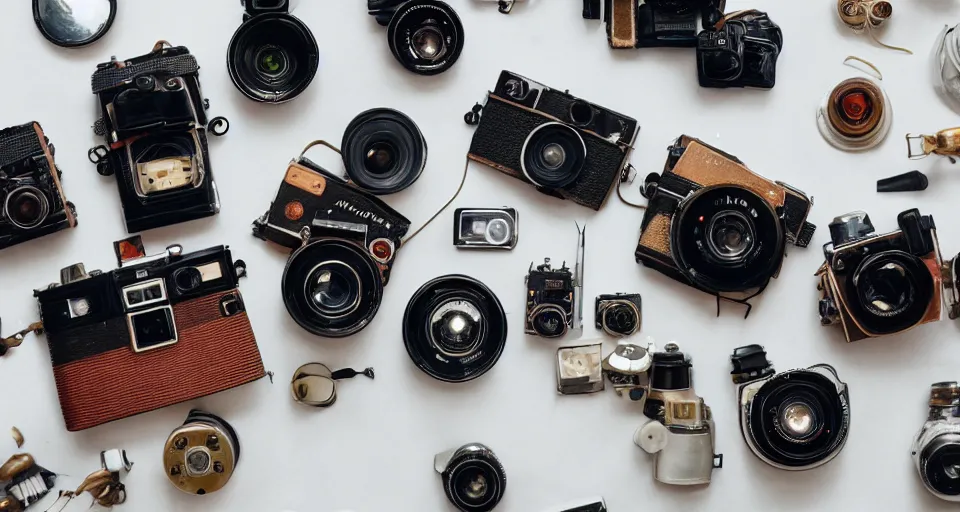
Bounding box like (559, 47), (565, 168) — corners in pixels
(609, 0), (637, 48)
(32, 123), (76, 228)
(670, 141), (786, 208)
(50, 291), (264, 431)
(283, 162), (327, 196)
(638, 213), (673, 257)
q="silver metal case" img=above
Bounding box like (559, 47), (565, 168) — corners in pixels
(913, 382), (960, 501)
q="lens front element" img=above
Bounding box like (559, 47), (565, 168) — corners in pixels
(387, 0), (464, 75)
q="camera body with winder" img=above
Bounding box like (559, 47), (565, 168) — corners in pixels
(0, 122), (77, 251)
(583, 0), (725, 48)
(89, 43), (226, 233)
(33, 236), (265, 431)
(467, 71), (639, 211)
(731, 345), (850, 470)
(635, 135), (815, 304)
(696, 11), (783, 89)
(817, 209), (959, 342)
(253, 149), (410, 337)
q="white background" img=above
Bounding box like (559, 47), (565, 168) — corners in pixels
(2, 0), (960, 510)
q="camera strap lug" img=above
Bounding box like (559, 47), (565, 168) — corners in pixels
(88, 145), (114, 176)
(713, 453), (724, 468)
(0, 320), (44, 357)
(464, 103), (483, 125)
(234, 260), (248, 279)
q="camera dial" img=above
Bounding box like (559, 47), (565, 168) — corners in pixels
(404, 275), (507, 383)
(4, 185), (50, 230)
(435, 443), (506, 512)
(227, 2), (319, 103)
(282, 240), (384, 337)
(385, 1), (465, 75)
(341, 108), (427, 194)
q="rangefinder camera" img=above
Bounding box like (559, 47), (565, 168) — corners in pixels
(88, 42), (228, 233)
(0, 122), (77, 251)
(635, 135), (815, 309)
(253, 142), (411, 338)
(34, 236), (265, 431)
(817, 209), (960, 342)
(453, 208), (517, 249)
(467, 71), (639, 211)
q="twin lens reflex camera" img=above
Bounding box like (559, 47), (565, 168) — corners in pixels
(636, 135), (815, 312)
(817, 209), (960, 342)
(88, 42), (229, 233)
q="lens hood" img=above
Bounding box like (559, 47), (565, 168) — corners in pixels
(282, 239), (383, 337)
(227, 8), (319, 103)
(341, 108), (427, 194)
(403, 275), (507, 383)
(386, 0), (465, 75)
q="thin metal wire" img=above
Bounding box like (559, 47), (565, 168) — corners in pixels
(617, 180), (647, 209)
(298, 140), (341, 160)
(401, 157), (470, 246)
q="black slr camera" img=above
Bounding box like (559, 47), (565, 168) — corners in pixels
(89, 42), (228, 233)
(636, 136), (815, 309)
(582, 0), (725, 48)
(0, 122), (77, 251)
(697, 11), (783, 89)
(466, 71), (639, 211)
(817, 209), (960, 343)
(253, 144), (411, 338)
(525, 259), (576, 338)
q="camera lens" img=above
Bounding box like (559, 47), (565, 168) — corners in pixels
(521, 123), (587, 189)
(484, 218), (511, 246)
(530, 304), (568, 338)
(342, 108), (427, 194)
(386, 1), (464, 75)
(164, 410), (240, 496)
(920, 435), (960, 497)
(4, 185), (50, 230)
(747, 369), (850, 469)
(671, 186), (783, 293)
(846, 251), (933, 335)
(602, 302), (640, 337)
(282, 240), (383, 337)
(439, 444), (506, 512)
(227, 11), (319, 103)
(403, 275), (507, 383)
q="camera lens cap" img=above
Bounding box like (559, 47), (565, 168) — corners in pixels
(403, 275), (507, 383)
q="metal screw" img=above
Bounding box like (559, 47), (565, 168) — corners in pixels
(213, 462), (224, 474)
(174, 437), (188, 450)
(206, 435), (220, 451)
(170, 465), (181, 476)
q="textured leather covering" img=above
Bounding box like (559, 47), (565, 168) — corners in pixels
(49, 290), (264, 431)
(0, 123), (43, 170)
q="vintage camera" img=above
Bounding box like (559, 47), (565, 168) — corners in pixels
(227, 0), (319, 103)
(0, 121), (77, 251)
(33, 236), (265, 431)
(635, 136), (815, 308)
(913, 382), (960, 501)
(253, 143), (411, 337)
(595, 293), (641, 337)
(696, 11), (783, 89)
(453, 208), (518, 250)
(542, 498), (607, 512)
(466, 71), (639, 211)
(731, 345), (850, 470)
(89, 42), (228, 233)
(525, 225), (585, 338)
(556, 343), (604, 395)
(164, 410), (240, 496)
(403, 275), (508, 383)
(434, 443), (506, 512)
(582, 0), (725, 48)
(368, 0), (465, 75)
(817, 209), (960, 342)
(634, 343), (722, 485)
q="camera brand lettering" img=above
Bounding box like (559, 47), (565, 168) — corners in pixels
(715, 195), (759, 218)
(334, 200), (387, 226)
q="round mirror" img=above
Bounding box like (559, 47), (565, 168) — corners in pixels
(33, 0), (117, 48)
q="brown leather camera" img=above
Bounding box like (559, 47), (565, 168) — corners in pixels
(635, 136), (815, 309)
(817, 209), (960, 342)
(33, 236), (265, 431)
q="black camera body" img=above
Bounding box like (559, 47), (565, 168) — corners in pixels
(582, 0), (725, 48)
(525, 259), (576, 338)
(595, 293), (642, 337)
(253, 152), (411, 337)
(0, 122), (77, 251)
(467, 71), (639, 211)
(90, 43), (225, 234)
(697, 11), (783, 89)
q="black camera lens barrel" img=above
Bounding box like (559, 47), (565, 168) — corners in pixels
(384, 0), (465, 75)
(649, 346), (692, 391)
(921, 435), (960, 497)
(227, 6), (319, 103)
(341, 108), (427, 194)
(4, 185), (51, 230)
(438, 443), (507, 512)
(403, 275), (507, 383)
(846, 250), (933, 335)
